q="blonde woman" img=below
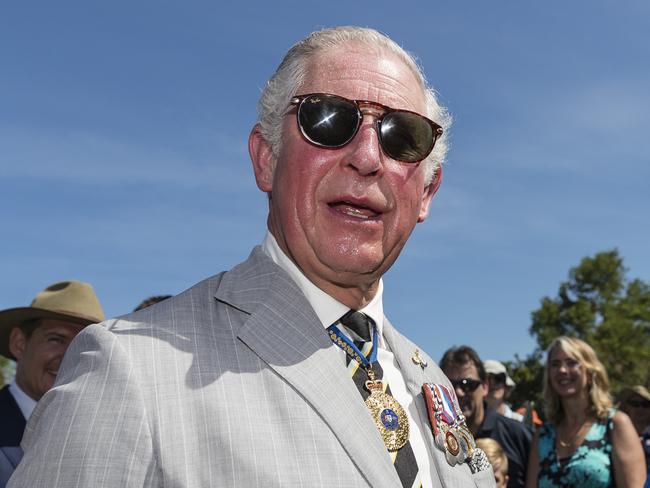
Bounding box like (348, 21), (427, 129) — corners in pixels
(526, 336), (645, 488)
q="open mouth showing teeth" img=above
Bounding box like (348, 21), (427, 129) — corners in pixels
(329, 201), (380, 220)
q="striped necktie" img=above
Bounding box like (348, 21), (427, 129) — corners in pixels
(338, 312), (422, 488)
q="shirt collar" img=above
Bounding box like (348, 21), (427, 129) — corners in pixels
(9, 381), (37, 420)
(262, 231), (384, 336)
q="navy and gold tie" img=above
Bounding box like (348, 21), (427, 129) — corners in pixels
(338, 311), (421, 488)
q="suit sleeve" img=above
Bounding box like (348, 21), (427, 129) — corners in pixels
(8, 324), (159, 488)
(0, 447), (22, 488)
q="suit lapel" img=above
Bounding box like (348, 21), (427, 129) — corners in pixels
(382, 321), (428, 396)
(215, 248), (401, 488)
(382, 321), (434, 444)
(383, 321), (463, 488)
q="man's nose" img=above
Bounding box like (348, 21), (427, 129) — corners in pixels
(344, 119), (384, 176)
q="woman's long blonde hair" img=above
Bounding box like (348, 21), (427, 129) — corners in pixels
(543, 336), (612, 424)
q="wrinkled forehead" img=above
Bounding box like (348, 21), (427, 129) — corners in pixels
(300, 42), (428, 113)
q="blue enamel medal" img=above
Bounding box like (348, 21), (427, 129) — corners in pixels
(328, 324), (410, 451)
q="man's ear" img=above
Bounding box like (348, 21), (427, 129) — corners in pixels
(249, 124), (277, 193)
(480, 380), (489, 398)
(9, 327), (27, 361)
(417, 165), (443, 223)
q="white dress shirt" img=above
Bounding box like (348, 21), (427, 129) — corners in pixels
(9, 381), (37, 421)
(262, 232), (435, 488)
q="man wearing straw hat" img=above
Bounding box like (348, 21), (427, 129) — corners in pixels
(0, 280), (103, 486)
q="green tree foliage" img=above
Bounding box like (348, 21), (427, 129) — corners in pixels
(507, 250), (650, 419)
(0, 356), (15, 387)
(505, 351), (545, 417)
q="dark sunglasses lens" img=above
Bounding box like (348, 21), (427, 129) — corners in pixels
(489, 374), (507, 385)
(298, 95), (360, 147)
(452, 378), (481, 393)
(380, 111), (434, 163)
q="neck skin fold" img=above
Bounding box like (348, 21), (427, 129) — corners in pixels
(268, 224), (381, 310)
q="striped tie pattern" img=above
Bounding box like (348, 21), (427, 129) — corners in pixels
(338, 312), (422, 488)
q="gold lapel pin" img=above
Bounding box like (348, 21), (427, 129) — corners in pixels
(412, 349), (428, 369)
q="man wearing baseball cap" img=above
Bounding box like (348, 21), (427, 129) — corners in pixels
(484, 360), (523, 422)
(0, 280), (103, 486)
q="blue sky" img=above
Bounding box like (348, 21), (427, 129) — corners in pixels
(1, 1), (649, 364)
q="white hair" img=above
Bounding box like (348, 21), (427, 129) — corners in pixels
(256, 26), (451, 184)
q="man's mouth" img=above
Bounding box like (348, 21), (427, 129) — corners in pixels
(328, 200), (381, 220)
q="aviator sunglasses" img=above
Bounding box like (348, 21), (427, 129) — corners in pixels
(290, 93), (443, 164)
(451, 378), (483, 393)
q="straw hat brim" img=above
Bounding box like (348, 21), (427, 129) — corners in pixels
(0, 307), (99, 359)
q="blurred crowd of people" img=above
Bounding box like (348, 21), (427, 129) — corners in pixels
(1, 280), (648, 487)
(437, 339), (648, 487)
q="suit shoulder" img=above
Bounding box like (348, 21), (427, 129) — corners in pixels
(91, 271), (230, 339)
(82, 270), (241, 360)
(121, 271), (227, 323)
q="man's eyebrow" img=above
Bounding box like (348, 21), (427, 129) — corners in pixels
(43, 331), (73, 338)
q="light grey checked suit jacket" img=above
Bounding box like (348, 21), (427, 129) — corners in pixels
(9, 247), (494, 488)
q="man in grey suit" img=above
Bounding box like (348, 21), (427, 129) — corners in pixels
(10, 27), (494, 487)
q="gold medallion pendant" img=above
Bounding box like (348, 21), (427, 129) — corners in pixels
(365, 379), (410, 451)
